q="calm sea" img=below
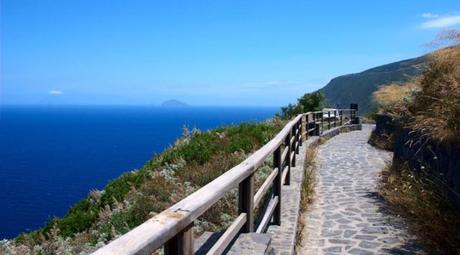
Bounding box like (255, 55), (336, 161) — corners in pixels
(0, 105), (278, 239)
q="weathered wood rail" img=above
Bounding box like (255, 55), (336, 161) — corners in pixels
(93, 107), (358, 255)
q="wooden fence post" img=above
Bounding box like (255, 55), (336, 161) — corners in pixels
(164, 223), (194, 255)
(308, 113), (316, 136)
(311, 113), (316, 136)
(273, 146), (282, 225)
(320, 112), (324, 135)
(284, 132), (291, 185)
(314, 113), (320, 136)
(295, 122), (300, 154)
(291, 127), (296, 167)
(340, 110), (343, 126)
(239, 174), (254, 232)
(299, 117), (304, 146)
(334, 110), (337, 127)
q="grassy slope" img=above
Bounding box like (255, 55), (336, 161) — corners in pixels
(319, 55), (426, 114)
(372, 45), (460, 254)
(2, 120), (284, 254)
(379, 163), (460, 254)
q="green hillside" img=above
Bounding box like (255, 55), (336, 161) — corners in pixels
(319, 55), (427, 114)
(0, 121), (283, 254)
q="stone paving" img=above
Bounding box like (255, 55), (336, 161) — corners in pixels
(267, 125), (361, 255)
(299, 125), (425, 255)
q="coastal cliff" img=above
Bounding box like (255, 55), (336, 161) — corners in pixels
(1, 120), (283, 254)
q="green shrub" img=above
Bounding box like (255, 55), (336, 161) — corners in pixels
(100, 171), (146, 206)
(179, 132), (219, 164)
(55, 199), (99, 237)
(365, 108), (378, 121)
(98, 207), (143, 240)
(225, 123), (274, 153)
(280, 92), (327, 119)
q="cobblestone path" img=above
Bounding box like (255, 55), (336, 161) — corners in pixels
(299, 125), (425, 254)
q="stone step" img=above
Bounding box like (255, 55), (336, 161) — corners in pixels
(226, 233), (273, 255)
(194, 232), (272, 255)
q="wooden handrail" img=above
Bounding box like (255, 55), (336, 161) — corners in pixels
(93, 106), (358, 255)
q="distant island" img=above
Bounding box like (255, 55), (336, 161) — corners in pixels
(160, 99), (189, 107)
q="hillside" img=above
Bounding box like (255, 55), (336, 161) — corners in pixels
(0, 120), (283, 254)
(319, 55), (427, 114)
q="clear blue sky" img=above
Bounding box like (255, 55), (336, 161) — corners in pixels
(1, 1), (460, 106)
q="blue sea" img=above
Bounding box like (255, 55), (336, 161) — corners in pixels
(0, 105), (278, 239)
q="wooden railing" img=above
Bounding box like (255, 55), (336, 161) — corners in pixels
(93, 107), (358, 255)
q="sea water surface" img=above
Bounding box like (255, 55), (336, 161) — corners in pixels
(0, 105), (278, 239)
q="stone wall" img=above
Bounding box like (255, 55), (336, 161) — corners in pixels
(374, 114), (395, 137)
(374, 114), (460, 209)
(367, 114), (395, 151)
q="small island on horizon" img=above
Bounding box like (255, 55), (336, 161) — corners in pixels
(160, 99), (189, 107)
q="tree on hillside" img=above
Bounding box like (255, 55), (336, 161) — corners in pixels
(280, 91), (327, 118)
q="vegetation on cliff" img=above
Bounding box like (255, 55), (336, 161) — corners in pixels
(379, 163), (460, 254)
(279, 91), (327, 119)
(2, 84), (327, 254)
(373, 32), (460, 143)
(1, 120), (284, 254)
(372, 30), (460, 254)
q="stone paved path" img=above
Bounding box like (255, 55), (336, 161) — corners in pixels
(299, 125), (425, 255)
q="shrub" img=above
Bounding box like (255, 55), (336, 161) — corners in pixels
(379, 162), (460, 254)
(100, 172), (141, 206)
(364, 108), (378, 121)
(372, 82), (419, 118)
(367, 129), (394, 151)
(179, 131), (219, 164)
(280, 92), (327, 119)
(99, 209), (141, 239)
(55, 199), (99, 237)
(225, 123), (278, 153)
(409, 46), (460, 142)
(177, 151), (245, 188)
(372, 45), (460, 143)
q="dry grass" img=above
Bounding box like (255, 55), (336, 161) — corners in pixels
(373, 42), (460, 143)
(317, 136), (327, 145)
(296, 147), (317, 246)
(379, 162), (460, 254)
(373, 34), (460, 254)
(373, 44), (460, 143)
(372, 82), (419, 117)
(367, 129), (394, 151)
(409, 46), (460, 143)
(361, 117), (376, 124)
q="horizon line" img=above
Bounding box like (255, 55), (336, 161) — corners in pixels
(0, 103), (284, 108)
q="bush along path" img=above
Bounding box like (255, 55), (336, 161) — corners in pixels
(299, 125), (426, 255)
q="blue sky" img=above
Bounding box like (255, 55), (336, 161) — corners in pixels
(1, 1), (460, 106)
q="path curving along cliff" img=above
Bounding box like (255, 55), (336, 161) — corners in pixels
(299, 125), (426, 255)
